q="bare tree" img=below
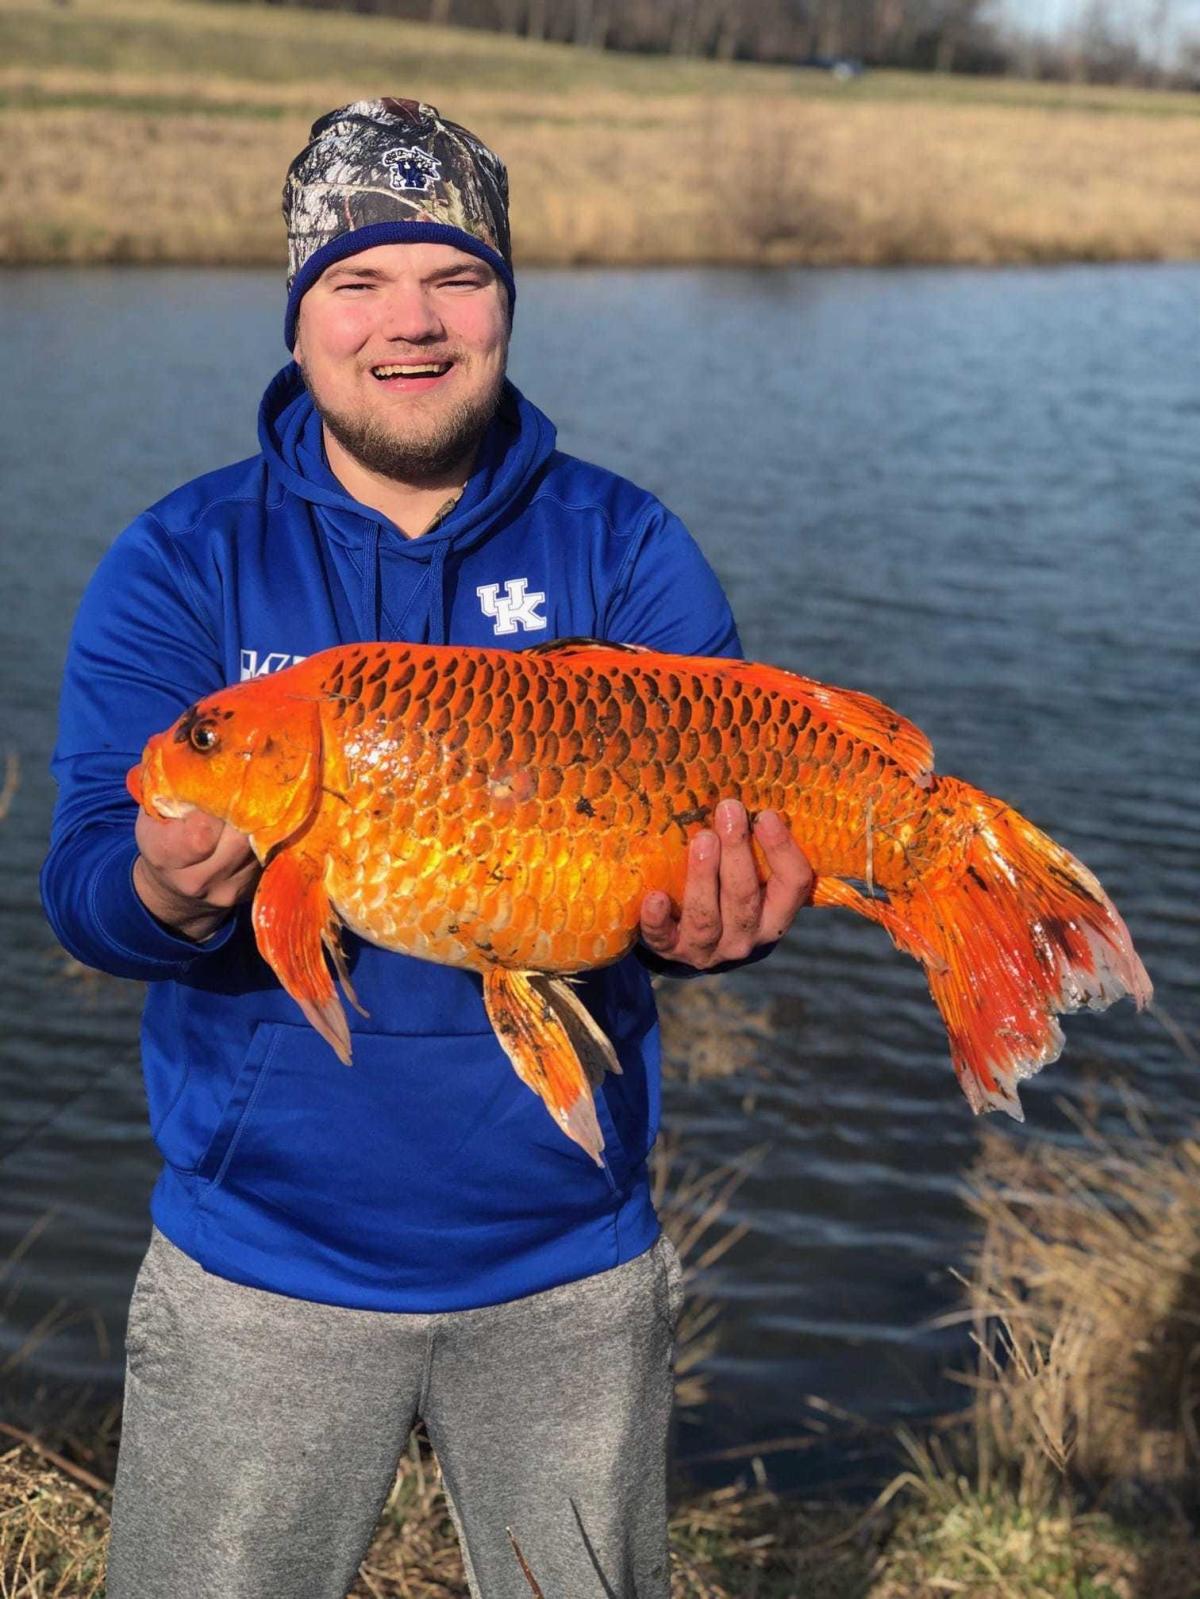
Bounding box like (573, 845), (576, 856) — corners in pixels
(1145, 0), (1174, 82)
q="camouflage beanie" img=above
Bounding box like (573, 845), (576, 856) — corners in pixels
(282, 98), (514, 350)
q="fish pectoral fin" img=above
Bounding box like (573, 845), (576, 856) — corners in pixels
(482, 968), (611, 1167)
(812, 876), (948, 974)
(252, 849), (354, 1064)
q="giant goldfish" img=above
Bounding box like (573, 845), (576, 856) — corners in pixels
(127, 639), (1151, 1163)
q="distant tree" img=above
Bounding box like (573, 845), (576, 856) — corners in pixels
(1144, 0), (1173, 81)
(935, 0), (988, 70)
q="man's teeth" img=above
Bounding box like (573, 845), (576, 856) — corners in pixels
(373, 363), (451, 378)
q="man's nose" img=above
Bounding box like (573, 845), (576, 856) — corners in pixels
(378, 283), (444, 342)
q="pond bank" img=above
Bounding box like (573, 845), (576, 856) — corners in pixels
(4, 0), (1200, 271)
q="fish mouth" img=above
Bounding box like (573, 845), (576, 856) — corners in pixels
(126, 745), (196, 822)
(150, 794), (197, 821)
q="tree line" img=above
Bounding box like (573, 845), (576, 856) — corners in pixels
(239, 0), (1200, 86)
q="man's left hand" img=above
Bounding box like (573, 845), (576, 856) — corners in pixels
(638, 799), (814, 970)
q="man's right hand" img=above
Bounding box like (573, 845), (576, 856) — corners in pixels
(133, 809), (260, 943)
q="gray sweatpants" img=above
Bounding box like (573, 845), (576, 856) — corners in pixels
(107, 1227), (683, 1599)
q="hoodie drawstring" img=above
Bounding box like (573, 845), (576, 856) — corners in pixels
(360, 523), (382, 642)
(428, 540), (449, 646)
(356, 523), (449, 645)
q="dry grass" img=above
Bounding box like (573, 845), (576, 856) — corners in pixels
(863, 1087), (1200, 1599)
(655, 977), (772, 1414)
(0, 755), (19, 825)
(955, 1096), (1200, 1514)
(652, 1132), (755, 1417)
(869, 1440), (1200, 1599)
(346, 1433), (467, 1599)
(656, 978), (773, 1087)
(0, 1442), (108, 1599)
(4, 0), (1200, 269)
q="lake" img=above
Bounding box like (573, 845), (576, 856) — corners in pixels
(1, 262), (1196, 1488)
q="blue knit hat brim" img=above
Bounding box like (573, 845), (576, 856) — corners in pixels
(284, 222), (516, 349)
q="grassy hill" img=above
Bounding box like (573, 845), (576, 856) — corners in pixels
(3, 0), (1200, 266)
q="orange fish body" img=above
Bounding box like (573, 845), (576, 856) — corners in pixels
(129, 639), (1152, 1163)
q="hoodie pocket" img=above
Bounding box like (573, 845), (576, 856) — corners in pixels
(193, 1021), (281, 1184)
(193, 1023), (634, 1271)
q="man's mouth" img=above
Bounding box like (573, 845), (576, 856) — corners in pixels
(126, 747), (198, 820)
(371, 361), (453, 387)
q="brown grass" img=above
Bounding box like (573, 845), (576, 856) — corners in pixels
(954, 1094), (1200, 1513)
(4, 0), (1200, 268)
(0, 1442), (108, 1598)
(656, 978), (773, 1087)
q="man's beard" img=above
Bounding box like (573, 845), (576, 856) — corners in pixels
(301, 361), (504, 485)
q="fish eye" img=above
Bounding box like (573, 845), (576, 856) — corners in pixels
(189, 722), (220, 754)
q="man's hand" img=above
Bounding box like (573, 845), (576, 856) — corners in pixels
(639, 799), (813, 971)
(133, 808), (260, 944)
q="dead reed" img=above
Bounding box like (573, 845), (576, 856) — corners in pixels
(955, 1093), (1200, 1513)
(0, 1441), (108, 1599)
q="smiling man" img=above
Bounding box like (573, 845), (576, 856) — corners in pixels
(42, 100), (811, 1599)
(297, 245), (510, 510)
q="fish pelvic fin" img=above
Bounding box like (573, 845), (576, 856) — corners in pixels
(252, 848), (354, 1064)
(482, 969), (615, 1166)
(883, 778), (1152, 1118)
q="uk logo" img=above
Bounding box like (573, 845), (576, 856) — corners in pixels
(382, 146), (442, 193)
(239, 649), (307, 681)
(476, 579), (548, 636)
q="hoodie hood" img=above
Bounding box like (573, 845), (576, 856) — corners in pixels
(258, 362), (556, 558)
(257, 362), (557, 643)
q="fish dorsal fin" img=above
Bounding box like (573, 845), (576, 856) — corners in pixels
(523, 636), (650, 659)
(717, 658), (935, 786)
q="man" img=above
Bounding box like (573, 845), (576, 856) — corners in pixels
(42, 100), (811, 1598)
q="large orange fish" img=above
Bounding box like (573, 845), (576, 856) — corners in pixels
(127, 640), (1151, 1163)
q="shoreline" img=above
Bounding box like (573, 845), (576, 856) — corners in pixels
(5, 245), (1198, 270)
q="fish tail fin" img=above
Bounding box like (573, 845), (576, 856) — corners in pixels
(893, 777), (1152, 1117)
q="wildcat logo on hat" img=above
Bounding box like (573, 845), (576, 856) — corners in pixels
(383, 146), (442, 193)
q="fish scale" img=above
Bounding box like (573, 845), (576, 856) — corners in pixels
(130, 637), (1151, 1166)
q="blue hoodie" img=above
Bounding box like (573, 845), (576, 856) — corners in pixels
(41, 367), (742, 1312)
